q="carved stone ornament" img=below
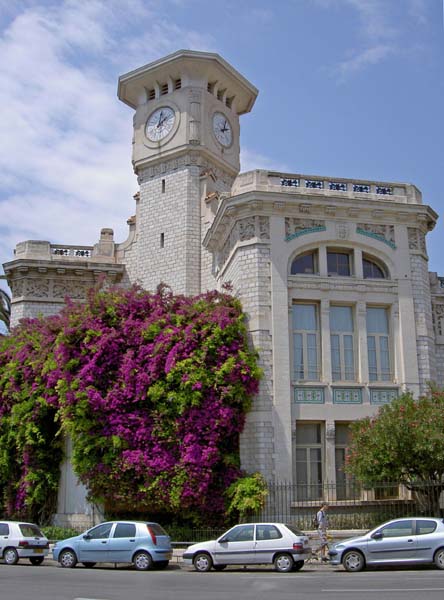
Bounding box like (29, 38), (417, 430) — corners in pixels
(53, 281), (88, 300)
(217, 216), (270, 270)
(10, 279), (25, 298)
(408, 227), (426, 253)
(433, 303), (444, 336)
(336, 222), (349, 240)
(26, 279), (50, 299)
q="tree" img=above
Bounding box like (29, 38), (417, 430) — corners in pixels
(346, 392), (444, 515)
(0, 275), (10, 332)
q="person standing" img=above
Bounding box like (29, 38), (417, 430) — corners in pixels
(316, 503), (329, 561)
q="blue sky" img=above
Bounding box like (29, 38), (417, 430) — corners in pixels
(1, 0), (443, 300)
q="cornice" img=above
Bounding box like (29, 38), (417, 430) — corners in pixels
(203, 189), (437, 250)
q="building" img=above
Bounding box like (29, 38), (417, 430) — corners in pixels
(3, 50), (444, 524)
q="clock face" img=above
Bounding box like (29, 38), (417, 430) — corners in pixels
(212, 112), (233, 147)
(145, 107), (176, 142)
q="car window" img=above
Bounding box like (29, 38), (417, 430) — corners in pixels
(145, 523), (168, 536)
(380, 520), (414, 538)
(88, 523), (113, 539)
(19, 524), (43, 537)
(222, 525), (254, 542)
(256, 525), (283, 541)
(0, 523), (10, 536)
(285, 524), (304, 536)
(416, 520), (437, 535)
(114, 523), (136, 538)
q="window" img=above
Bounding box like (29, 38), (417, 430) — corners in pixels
(256, 525), (283, 541)
(222, 524), (254, 542)
(292, 304), (320, 381)
(363, 257), (386, 279)
(416, 520), (437, 535)
(367, 307), (391, 381)
(335, 424), (357, 500)
(0, 523), (9, 536)
(88, 523), (113, 539)
(379, 520), (414, 538)
(294, 423), (323, 500)
(161, 179), (165, 193)
(113, 523), (136, 538)
(160, 233), (164, 248)
(291, 251), (318, 275)
(327, 251), (352, 276)
(19, 524), (43, 537)
(330, 306), (355, 381)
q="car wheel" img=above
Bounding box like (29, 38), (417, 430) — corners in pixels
(154, 560), (169, 570)
(30, 557), (44, 566)
(434, 548), (444, 569)
(342, 550), (365, 572)
(59, 549), (78, 568)
(213, 564), (227, 571)
(193, 552), (213, 572)
(133, 551), (153, 571)
(4, 547), (19, 565)
(274, 553), (294, 573)
(82, 562), (96, 568)
(292, 560), (304, 571)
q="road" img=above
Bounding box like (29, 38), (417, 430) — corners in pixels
(2, 562), (444, 600)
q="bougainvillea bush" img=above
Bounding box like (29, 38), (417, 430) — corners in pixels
(0, 285), (261, 524)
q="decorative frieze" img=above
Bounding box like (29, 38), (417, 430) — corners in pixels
(356, 223), (396, 249)
(305, 179), (323, 189)
(294, 387), (324, 404)
(329, 182), (347, 191)
(333, 388), (363, 404)
(285, 218), (326, 242)
(370, 388), (398, 404)
(52, 247), (92, 258)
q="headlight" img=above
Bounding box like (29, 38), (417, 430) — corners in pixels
(335, 544), (344, 549)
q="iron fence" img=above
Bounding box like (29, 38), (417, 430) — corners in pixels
(248, 481), (444, 530)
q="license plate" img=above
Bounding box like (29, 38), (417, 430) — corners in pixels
(34, 549), (43, 554)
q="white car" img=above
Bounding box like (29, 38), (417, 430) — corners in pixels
(183, 522), (311, 572)
(0, 521), (49, 565)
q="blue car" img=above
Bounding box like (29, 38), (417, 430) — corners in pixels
(53, 521), (172, 570)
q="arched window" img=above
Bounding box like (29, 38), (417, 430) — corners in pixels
(363, 257), (387, 279)
(291, 251), (318, 275)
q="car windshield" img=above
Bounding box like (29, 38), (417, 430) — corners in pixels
(19, 524), (43, 537)
(285, 524), (304, 536)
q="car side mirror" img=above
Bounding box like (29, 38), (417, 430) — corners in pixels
(218, 537), (229, 544)
(372, 531), (383, 540)
(83, 533), (91, 540)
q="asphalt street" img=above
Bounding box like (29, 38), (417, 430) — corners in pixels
(1, 562), (444, 600)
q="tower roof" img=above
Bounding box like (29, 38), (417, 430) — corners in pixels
(118, 49), (258, 115)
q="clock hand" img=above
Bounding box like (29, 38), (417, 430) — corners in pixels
(157, 111), (164, 127)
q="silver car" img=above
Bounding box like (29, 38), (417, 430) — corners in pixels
(0, 521), (49, 565)
(329, 517), (444, 572)
(183, 522), (311, 572)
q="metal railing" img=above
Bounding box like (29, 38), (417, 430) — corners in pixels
(248, 481), (444, 530)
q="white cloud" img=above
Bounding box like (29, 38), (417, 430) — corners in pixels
(0, 1), (216, 286)
(313, 0), (430, 79)
(241, 147), (291, 173)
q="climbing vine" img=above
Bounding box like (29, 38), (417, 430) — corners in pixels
(0, 285), (261, 524)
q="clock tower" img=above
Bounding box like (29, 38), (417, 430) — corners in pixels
(117, 50), (258, 294)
